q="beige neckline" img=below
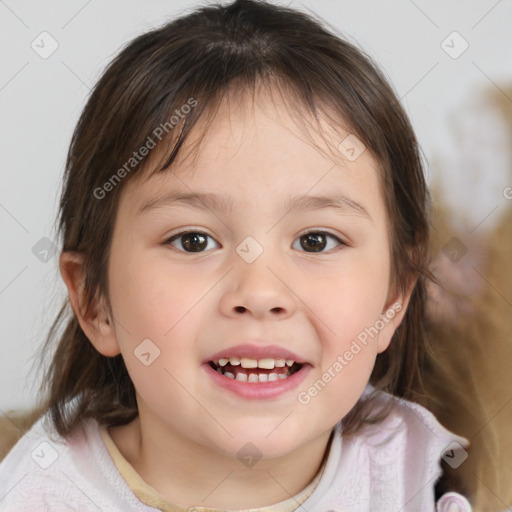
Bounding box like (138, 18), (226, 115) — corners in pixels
(98, 423), (331, 512)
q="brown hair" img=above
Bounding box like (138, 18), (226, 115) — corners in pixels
(39, 0), (433, 466)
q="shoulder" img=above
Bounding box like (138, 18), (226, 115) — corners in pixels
(0, 412), (153, 511)
(0, 413), (75, 509)
(342, 386), (472, 511)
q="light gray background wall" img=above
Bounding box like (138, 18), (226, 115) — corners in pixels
(1, 0), (511, 411)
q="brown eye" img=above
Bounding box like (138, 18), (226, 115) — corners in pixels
(294, 231), (344, 253)
(166, 231), (218, 252)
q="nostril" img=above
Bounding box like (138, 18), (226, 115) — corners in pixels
(234, 306), (246, 313)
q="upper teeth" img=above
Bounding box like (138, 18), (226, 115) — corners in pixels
(216, 357), (295, 369)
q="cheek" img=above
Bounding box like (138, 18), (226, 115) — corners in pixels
(301, 244), (391, 378)
(309, 259), (390, 337)
(302, 290), (385, 421)
(107, 253), (217, 400)
(298, 333), (377, 425)
(108, 253), (207, 338)
(109, 256), (206, 410)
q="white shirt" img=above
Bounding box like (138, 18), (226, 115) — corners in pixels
(0, 385), (472, 511)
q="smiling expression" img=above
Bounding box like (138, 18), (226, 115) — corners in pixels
(101, 86), (407, 458)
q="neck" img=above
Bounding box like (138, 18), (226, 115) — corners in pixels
(109, 413), (334, 509)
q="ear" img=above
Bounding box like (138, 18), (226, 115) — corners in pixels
(376, 274), (418, 354)
(59, 251), (121, 357)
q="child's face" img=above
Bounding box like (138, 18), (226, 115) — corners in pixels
(102, 89), (407, 458)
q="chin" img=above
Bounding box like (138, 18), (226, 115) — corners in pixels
(210, 424), (308, 461)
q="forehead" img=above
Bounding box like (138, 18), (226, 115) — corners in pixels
(120, 85), (385, 222)
(185, 85), (374, 174)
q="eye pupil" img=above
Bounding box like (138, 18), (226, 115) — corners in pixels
(170, 231), (340, 254)
(301, 233), (326, 252)
(183, 233), (207, 252)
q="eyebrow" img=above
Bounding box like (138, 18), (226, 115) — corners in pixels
(138, 191), (371, 220)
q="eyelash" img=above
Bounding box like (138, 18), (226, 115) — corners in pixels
(164, 229), (347, 254)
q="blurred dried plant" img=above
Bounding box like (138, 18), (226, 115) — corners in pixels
(424, 85), (512, 511)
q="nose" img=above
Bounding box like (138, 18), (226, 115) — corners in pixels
(219, 254), (297, 321)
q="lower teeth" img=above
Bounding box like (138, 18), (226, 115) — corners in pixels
(216, 369), (289, 382)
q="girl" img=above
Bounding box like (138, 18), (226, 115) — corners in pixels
(0, 1), (474, 510)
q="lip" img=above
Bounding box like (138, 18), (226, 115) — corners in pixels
(202, 361), (312, 400)
(204, 343), (308, 364)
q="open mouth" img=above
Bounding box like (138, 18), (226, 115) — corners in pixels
(208, 357), (304, 383)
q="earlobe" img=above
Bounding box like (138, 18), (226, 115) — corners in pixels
(59, 251), (121, 357)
